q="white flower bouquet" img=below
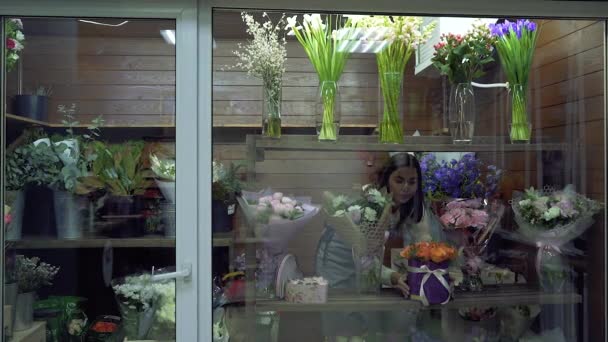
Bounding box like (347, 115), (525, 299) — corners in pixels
(512, 185), (602, 246)
(112, 274), (175, 340)
(238, 189), (319, 251)
(15, 255), (59, 293)
(323, 184), (391, 255)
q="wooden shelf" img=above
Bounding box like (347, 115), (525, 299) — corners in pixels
(5, 113), (175, 128)
(213, 232), (266, 247)
(255, 285), (582, 312)
(9, 237), (175, 249)
(247, 134), (572, 154)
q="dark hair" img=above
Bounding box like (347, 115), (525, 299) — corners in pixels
(376, 153), (424, 228)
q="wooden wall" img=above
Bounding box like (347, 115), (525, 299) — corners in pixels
(11, 29), (176, 127)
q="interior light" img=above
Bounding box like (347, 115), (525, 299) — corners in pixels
(160, 29), (176, 45)
(78, 19), (129, 27)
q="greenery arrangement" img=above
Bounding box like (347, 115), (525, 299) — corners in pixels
(79, 141), (151, 196)
(359, 16), (435, 143)
(212, 160), (243, 203)
(489, 19), (539, 142)
(432, 21), (496, 84)
(15, 255), (60, 293)
(234, 12), (287, 138)
(150, 154), (176, 181)
(5, 18), (25, 72)
(286, 14), (359, 141)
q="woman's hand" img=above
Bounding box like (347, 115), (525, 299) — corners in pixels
(390, 272), (410, 297)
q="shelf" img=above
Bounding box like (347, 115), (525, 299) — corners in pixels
(255, 285), (582, 312)
(5, 113), (175, 128)
(213, 232), (266, 247)
(247, 134), (572, 154)
(9, 237), (175, 249)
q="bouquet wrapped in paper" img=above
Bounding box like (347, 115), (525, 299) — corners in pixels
(512, 185), (603, 290)
(238, 189), (319, 252)
(323, 184), (392, 292)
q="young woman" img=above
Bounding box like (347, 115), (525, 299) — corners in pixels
(315, 152), (445, 340)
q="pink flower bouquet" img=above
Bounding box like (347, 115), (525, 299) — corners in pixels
(238, 189), (319, 252)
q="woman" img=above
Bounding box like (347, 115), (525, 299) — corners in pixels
(315, 152), (445, 340)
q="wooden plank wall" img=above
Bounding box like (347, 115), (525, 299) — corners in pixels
(14, 35), (176, 126)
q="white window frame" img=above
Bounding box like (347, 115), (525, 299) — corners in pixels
(0, 1), (201, 341)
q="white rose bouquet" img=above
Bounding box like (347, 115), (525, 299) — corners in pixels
(238, 189), (319, 252)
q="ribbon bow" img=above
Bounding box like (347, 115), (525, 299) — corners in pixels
(407, 264), (451, 306)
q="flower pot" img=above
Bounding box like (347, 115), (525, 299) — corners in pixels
(102, 195), (145, 237)
(4, 282), (18, 336)
(407, 259), (451, 306)
(449, 83), (476, 144)
(14, 95), (49, 121)
(212, 200), (235, 233)
(315, 81), (341, 141)
(22, 184), (57, 238)
(354, 253), (383, 294)
(53, 190), (86, 239)
(14, 292), (35, 331)
(116, 301), (156, 340)
(5, 190), (25, 240)
(378, 72), (404, 144)
(262, 83), (282, 139)
(155, 180), (175, 204)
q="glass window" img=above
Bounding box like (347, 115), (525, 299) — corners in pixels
(3, 17), (177, 341)
(211, 10), (606, 342)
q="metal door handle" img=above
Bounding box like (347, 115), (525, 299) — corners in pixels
(151, 262), (192, 282)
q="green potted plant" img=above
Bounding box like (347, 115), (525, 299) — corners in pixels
(14, 85), (53, 121)
(52, 104), (105, 239)
(79, 141), (151, 237)
(212, 161), (243, 233)
(14, 255), (59, 331)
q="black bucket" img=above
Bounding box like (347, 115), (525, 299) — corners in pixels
(21, 184), (57, 238)
(102, 196), (145, 237)
(212, 200), (235, 233)
(14, 95), (48, 121)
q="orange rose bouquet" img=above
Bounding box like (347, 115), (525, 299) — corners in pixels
(401, 242), (456, 306)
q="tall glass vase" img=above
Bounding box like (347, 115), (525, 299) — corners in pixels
(449, 83), (476, 144)
(262, 81), (282, 139)
(354, 252), (383, 294)
(378, 72), (404, 144)
(316, 81), (340, 141)
(509, 84), (532, 143)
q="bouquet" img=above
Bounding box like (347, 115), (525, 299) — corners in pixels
(489, 19), (539, 142)
(112, 274), (175, 340)
(286, 14), (359, 141)
(400, 242), (457, 306)
(238, 190), (319, 252)
(233, 12), (287, 138)
(432, 22), (495, 84)
(5, 18), (24, 72)
(324, 184), (391, 292)
(15, 255), (59, 293)
(358, 16), (435, 143)
(4, 204), (11, 225)
(512, 185), (602, 290)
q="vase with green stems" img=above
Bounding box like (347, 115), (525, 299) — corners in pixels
(449, 83), (476, 144)
(286, 14), (359, 141)
(316, 81), (340, 141)
(359, 16), (435, 144)
(378, 72), (404, 144)
(509, 84), (531, 143)
(263, 80), (282, 139)
(489, 19), (538, 143)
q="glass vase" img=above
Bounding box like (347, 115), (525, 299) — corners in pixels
(262, 82), (282, 139)
(355, 253), (382, 294)
(315, 81), (340, 141)
(509, 84), (532, 143)
(378, 72), (404, 144)
(449, 82), (476, 144)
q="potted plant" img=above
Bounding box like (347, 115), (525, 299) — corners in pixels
(14, 85), (53, 121)
(7, 135), (62, 238)
(14, 255), (59, 331)
(51, 104), (104, 239)
(212, 161), (243, 233)
(79, 141), (151, 237)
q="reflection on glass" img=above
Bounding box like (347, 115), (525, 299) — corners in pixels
(3, 17), (177, 340)
(212, 10), (606, 342)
